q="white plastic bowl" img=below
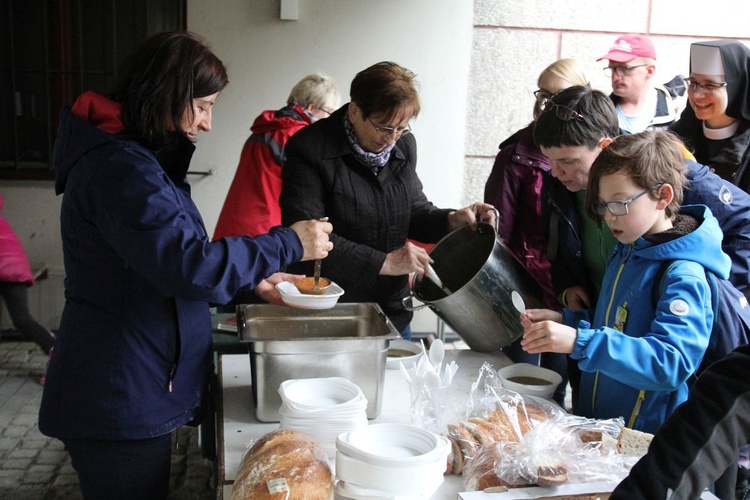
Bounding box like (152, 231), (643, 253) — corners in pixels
(336, 423), (449, 466)
(279, 377), (363, 409)
(275, 280), (344, 309)
(335, 423), (449, 496)
(497, 363), (563, 400)
(385, 339), (423, 370)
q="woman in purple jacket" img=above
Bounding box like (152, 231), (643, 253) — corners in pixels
(483, 59), (589, 406)
(38, 31), (331, 499)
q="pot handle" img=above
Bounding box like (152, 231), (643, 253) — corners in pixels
(479, 206), (500, 235)
(402, 294), (429, 312)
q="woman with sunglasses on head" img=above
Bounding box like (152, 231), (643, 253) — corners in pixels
(39, 31), (332, 499)
(483, 58), (589, 407)
(670, 40), (750, 193)
(280, 61), (494, 339)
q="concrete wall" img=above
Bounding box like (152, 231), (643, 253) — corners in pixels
(2, 0), (749, 331)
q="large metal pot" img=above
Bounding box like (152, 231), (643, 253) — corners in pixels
(404, 220), (543, 352)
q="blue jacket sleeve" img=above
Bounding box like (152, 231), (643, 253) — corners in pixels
(90, 150), (303, 305)
(684, 159), (750, 290)
(571, 266), (713, 391)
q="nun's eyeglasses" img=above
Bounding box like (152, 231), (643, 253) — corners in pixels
(540, 100), (584, 121)
(684, 78), (728, 94)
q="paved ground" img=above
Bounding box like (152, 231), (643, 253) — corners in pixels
(0, 338), (215, 500)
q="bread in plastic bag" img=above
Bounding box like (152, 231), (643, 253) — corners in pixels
(231, 429), (334, 500)
(463, 412), (640, 491)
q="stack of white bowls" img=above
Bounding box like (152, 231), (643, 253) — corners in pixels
(278, 377), (368, 458)
(335, 423), (451, 499)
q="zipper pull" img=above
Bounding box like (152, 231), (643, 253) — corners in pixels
(168, 364), (176, 393)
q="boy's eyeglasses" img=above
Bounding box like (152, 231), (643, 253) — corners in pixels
(603, 64), (648, 77)
(368, 118), (411, 137)
(540, 100), (584, 121)
(684, 78), (728, 94)
(596, 184), (663, 216)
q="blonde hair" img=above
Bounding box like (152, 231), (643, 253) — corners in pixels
(533, 58), (590, 120)
(287, 73), (340, 111)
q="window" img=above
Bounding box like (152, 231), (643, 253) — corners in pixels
(0, 0), (186, 180)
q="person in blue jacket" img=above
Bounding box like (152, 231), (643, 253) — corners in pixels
(520, 130), (731, 434)
(532, 85), (750, 418)
(38, 31), (332, 500)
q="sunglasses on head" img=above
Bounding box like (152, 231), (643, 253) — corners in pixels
(540, 100), (584, 121)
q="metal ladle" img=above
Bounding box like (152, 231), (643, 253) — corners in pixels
(426, 264), (451, 296)
(296, 217), (331, 295)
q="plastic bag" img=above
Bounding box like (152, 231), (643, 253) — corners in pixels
(463, 412), (639, 491)
(231, 429), (334, 500)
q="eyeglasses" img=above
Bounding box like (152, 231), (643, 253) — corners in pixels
(603, 64), (648, 77)
(540, 100), (584, 121)
(596, 184), (663, 217)
(321, 108), (334, 117)
(533, 89), (555, 105)
(368, 118), (411, 137)
(684, 78), (728, 94)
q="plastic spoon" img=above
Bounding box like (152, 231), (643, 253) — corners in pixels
(424, 369), (441, 390)
(511, 291), (526, 314)
(429, 339), (444, 375)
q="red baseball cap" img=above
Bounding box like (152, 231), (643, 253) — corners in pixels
(597, 34), (657, 62)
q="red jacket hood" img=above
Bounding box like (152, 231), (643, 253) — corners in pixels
(71, 91), (125, 134)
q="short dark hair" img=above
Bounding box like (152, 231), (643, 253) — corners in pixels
(533, 86), (620, 150)
(112, 31), (228, 148)
(586, 130), (687, 225)
(350, 61), (421, 122)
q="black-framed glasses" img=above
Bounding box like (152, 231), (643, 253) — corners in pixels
(684, 78), (728, 94)
(367, 118), (412, 137)
(533, 89), (555, 105)
(540, 100), (584, 121)
(320, 108), (334, 117)
(603, 64), (648, 77)
(596, 184), (663, 216)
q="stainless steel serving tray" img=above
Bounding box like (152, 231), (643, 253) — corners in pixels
(237, 303), (400, 422)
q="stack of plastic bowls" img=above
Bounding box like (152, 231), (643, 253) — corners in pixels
(278, 377), (368, 458)
(335, 423), (451, 499)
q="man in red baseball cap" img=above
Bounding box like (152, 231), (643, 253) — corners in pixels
(598, 34), (683, 134)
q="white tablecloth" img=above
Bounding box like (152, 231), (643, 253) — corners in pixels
(217, 349), (512, 499)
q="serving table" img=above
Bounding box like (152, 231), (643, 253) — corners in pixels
(216, 348), (512, 499)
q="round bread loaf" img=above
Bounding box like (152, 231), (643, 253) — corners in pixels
(232, 429), (334, 500)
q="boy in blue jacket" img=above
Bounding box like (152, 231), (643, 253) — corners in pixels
(521, 130), (731, 433)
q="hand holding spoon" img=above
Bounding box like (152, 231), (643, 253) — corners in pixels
(511, 291), (526, 314)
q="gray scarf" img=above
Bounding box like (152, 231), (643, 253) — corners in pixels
(343, 113), (394, 175)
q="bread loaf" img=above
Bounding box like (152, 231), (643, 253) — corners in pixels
(444, 399), (552, 476)
(616, 427), (653, 457)
(232, 429), (334, 500)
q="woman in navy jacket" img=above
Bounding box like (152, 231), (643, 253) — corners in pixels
(38, 31), (332, 499)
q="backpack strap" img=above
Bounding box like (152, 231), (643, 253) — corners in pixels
(652, 260), (681, 308)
